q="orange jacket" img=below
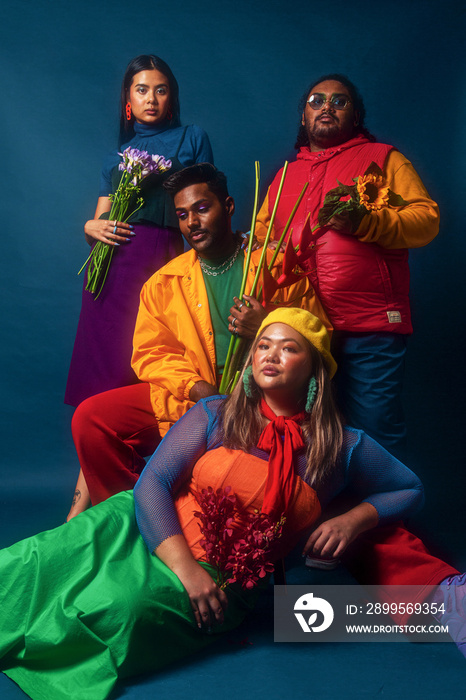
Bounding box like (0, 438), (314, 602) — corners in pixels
(132, 247), (329, 436)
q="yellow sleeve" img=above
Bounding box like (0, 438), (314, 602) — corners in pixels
(354, 150), (440, 249)
(131, 275), (206, 405)
(254, 189), (275, 244)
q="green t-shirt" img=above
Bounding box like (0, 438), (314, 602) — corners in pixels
(201, 249), (244, 374)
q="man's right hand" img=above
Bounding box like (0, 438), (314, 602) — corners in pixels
(228, 295), (268, 339)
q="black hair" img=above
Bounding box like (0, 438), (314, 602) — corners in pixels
(119, 54), (181, 146)
(163, 163), (229, 202)
(294, 73), (375, 149)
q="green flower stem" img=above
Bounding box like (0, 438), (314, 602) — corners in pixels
(123, 199), (144, 222)
(220, 162), (290, 394)
(94, 247), (115, 299)
(81, 169), (144, 296)
(77, 250), (93, 276)
(267, 181), (308, 271)
(248, 161), (288, 299)
(256, 181), (309, 301)
(219, 162), (261, 394)
(222, 336), (247, 393)
(108, 171), (128, 221)
(239, 161), (261, 300)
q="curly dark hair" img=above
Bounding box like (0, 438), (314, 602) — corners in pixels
(294, 73), (375, 149)
(163, 163), (229, 203)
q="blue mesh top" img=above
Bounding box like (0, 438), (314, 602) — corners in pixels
(134, 397), (424, 553)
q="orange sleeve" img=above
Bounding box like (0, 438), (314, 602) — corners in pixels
(254, 189), (275, 244)
(131, 271), (214, 408)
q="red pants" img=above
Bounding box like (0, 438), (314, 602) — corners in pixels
(343, 524), (458, 623)
(72, 383), (161, 504)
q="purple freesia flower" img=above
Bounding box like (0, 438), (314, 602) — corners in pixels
(117, 147), (172, 184)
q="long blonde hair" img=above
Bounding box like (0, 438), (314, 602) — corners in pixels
(219, 333), (344, 485)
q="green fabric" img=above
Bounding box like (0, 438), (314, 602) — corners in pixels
(202, 249), (244, 372)
(0, 491), (260, 700)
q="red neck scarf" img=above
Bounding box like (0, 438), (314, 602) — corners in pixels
(257, 398), (306, 520)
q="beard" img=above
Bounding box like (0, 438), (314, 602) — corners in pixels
(304, 111), (358, 150)
(308, 119), (341, 144)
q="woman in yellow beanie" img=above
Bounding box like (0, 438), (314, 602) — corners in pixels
(0, 309), (462, 700)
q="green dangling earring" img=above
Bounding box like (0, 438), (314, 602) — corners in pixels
(243, 365), (255, 399)
(305, 376), (317, 413)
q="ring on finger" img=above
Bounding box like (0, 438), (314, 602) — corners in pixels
(232, 318), (236, 328)
(237, 302), (244, 310)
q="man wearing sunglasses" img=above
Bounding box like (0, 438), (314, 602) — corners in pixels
(255, 74), (439, 460)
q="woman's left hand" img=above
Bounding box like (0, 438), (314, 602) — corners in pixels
(155, 534), (228, 631)
(176, 560), (229, 630)
(303, 503), (379, 559)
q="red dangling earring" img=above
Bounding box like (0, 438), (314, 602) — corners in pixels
(167, 105), (173, 121)
(125, 102), (132, 121)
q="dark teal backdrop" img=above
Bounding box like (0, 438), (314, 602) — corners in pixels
(0, 1), (466, 698)
(0, 0), (464, 571)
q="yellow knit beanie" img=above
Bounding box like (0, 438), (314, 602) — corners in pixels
(255, 308), (337, 378)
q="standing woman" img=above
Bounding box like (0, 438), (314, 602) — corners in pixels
(65, 55), (213, 407)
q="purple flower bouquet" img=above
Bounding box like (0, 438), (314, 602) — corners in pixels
(79, 147), (171, 298)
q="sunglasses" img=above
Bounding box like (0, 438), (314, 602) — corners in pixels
(307, 93), (352, 111)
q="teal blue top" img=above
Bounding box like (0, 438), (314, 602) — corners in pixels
(99, 122), (213, 227)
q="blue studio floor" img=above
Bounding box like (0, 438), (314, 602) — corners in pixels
(0, 490), (464, 700)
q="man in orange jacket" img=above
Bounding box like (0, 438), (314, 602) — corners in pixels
(67, 164), (328, 520)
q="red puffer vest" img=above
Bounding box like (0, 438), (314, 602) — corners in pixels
(268, 135), (412, 334)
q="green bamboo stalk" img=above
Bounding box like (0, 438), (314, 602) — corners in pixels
(238, 160), (261, 300)
(247, 161), (288, 300)
(219, 161), (261, 394)
(267, 181), (308, 270)
(255, 181), (309, 302)
(220, 161), (291, 394)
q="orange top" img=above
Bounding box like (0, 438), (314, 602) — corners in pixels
(174, 447), (321, 562)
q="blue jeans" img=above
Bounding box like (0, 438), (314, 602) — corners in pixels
(331, 332), (408, 461)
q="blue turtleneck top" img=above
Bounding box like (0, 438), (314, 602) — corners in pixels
(99, 122), (213, 197)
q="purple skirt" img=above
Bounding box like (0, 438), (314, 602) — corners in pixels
(65, 222), (183, 407)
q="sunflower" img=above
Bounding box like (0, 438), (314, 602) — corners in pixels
(356, 173), (390, 211)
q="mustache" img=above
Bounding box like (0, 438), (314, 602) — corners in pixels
(317, 113), (338, 122)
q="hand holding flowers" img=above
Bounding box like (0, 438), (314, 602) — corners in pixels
(317, 161), (408, 234)
(79, 147), (172, 298)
